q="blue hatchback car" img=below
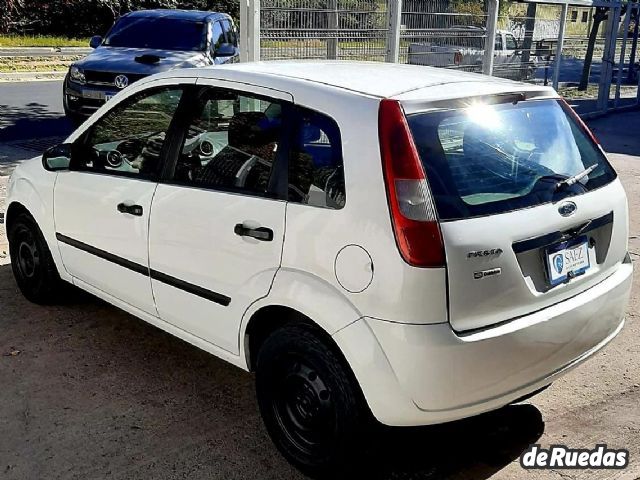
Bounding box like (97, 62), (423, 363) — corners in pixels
(64, 9), (239, 122)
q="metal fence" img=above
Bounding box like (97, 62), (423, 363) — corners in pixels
(260, 0), (390, 61)
(400, 1), (489, 73)
(240, 0), (640, 116)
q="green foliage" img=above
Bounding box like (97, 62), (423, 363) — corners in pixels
(0, 0), (239, 36)
(0, 34), (89, 46)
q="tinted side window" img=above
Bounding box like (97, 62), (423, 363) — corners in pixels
(506, 34), (518, 50)
(73, 87), (182, 179)
(222, 19), (238, 46)
(173, 89), (283, 197)
(288, 108), (345, 209)
(212, 21), (225, 51)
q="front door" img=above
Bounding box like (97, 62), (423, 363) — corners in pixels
(54, 86), (185, 316)
(148, 82), (292, 354)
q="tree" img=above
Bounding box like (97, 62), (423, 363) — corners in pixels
(0, 0), (240, 36)
(578, 6), (628, 91)
(520, 2), (536, 65)
(0, 0), (21, 33)
(579, 7), (608, 91)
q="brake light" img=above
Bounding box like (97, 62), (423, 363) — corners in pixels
(454, 51), (463, 66)
(559, 98), (600, 145)
(378, 99), (445, 268)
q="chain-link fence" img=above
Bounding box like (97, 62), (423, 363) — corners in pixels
(251, 0), (640, 116)
(261, 0), (389, 61)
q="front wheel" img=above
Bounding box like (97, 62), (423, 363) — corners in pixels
(256, 324), (370, 477)
(8, 212), (63, 304)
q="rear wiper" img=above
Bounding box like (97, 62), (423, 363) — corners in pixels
(555, 165), (598, 191)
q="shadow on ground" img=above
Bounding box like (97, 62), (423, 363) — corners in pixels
(0, 102), (74, 142)
(586, 109), (640, 157)
(0, 264), (543, 480)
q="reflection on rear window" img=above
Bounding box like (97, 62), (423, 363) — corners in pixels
(407, 99), (616, 221)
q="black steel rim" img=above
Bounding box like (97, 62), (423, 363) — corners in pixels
(14, 225), (40, 281)
(272, 356), (335, 456)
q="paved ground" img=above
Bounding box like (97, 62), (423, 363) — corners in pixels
(0, 84), (638, 479)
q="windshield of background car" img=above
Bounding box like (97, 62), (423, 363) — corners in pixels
(406, 99), (616, 221)
(104, 16), (206, 51)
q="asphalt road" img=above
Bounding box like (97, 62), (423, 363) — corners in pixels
(0, 82), (639, 480)
(0, 80), (73, 142)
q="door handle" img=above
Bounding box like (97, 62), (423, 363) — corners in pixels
(117, 203), (143, 217)
(234, 223), (274, 242)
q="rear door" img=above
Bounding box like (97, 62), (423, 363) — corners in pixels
(405, 97), (626, 332)
(147, 81), (292, 354)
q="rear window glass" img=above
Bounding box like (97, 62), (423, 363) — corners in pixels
(407, 99), (616, 221)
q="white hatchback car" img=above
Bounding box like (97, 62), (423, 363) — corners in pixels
(5, 61), (632, 474)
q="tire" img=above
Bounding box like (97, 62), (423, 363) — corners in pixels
(256, 323), (369, 477)
(8, 212), (63, 304)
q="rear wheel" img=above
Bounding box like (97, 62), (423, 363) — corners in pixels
(9, 212), (63, 304)
(256, 324), (369, 477)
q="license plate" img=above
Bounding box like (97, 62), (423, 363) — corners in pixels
(82, 90), (104, 100)
(82, 90), (116, 102)
(545, 236), (590, 286)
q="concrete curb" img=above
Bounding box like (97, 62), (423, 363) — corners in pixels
(0, 47), (91, 57)
(0, 71), (66, 82)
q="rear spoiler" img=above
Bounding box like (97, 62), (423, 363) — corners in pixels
(399, 86), (558, 114)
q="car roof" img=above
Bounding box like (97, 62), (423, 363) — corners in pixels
(124, 9), (227, 22)
(178, 61), (548, 100)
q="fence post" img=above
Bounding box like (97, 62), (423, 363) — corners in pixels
(552, 2), (568, 91)
(248, 0), (261, 62)
(239, 0), (248, 62)
(615, 3), (634, 107)
(386, 0), (402, 63)
(598, 3), (622, 113)
(483, 0), (499, 76)
(327, 0), (339, 60)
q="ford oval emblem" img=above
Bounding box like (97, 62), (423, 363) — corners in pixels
(558, 201), (577, 217)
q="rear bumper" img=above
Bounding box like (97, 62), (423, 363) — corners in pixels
(333, 260), (632, 426)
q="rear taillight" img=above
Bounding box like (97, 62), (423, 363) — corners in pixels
(378, 99), (445, 268)
(454, 51), (463, 66)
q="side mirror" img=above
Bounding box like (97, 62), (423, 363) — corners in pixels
(214, 43), (236, 58)
(89, 35), (103, 49)
(43, 144), (72, 171)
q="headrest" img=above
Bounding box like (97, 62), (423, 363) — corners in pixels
(228, 112), (278, 148)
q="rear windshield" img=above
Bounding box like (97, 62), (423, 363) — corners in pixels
(104, 16), (206, 51)
(407, 99), (616, 221)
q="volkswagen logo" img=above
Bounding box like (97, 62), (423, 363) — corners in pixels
(114, 75), (129, 89)
(558, 201), (577, 217)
